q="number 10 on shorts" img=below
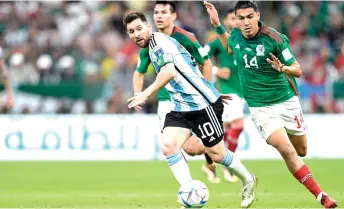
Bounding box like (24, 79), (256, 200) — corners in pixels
(198, 122), (215, 140)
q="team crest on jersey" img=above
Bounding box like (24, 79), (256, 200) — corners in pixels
(152, 47), (164, 62)
(256, 44), (265, 56)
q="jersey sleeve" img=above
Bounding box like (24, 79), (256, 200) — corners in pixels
(136, 48), (151, 73)
(276, 34), (296, 66)
(204, 39), (220, 58)
(183, 37), (208, 65)
(228, 28), (239, 51)
(150, 35), (175, 69)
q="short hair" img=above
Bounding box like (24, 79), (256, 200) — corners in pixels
(123, 12), (147, 28)
(155, 1), (176, 13)
(226, 8), (235, 15)
(234, 1), (259, 14)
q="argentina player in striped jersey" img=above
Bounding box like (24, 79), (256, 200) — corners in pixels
(124, 12), (257, 208)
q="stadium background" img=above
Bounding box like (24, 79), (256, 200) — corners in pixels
(0, 1), (343, 208)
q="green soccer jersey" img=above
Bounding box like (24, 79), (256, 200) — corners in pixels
(228, 21), (298, 107)
(206, 38), (243, 97)
(136, 26), (209, 101)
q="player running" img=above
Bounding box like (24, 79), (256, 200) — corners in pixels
(124, 11), (257, 208)
(203, 8), (244, 183)
(204, 1), (337, 208)
(133, 1), (219, 183)
(0, 46), (14, 109)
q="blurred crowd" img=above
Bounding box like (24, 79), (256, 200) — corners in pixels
(0, 1), (343, 114)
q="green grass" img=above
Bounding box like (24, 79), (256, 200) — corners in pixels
(0, 160), (342, 208)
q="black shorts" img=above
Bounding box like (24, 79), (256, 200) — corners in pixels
(163, 98), (224, 147)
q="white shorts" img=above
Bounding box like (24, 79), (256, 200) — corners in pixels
(157, 101), (173, 131)
(222, 94), (245, 123)
(249, 96), (306, 140)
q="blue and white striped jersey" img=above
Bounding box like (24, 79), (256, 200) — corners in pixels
(148, 32), (220, 112)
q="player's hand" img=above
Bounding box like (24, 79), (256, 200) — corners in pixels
(267, 53), (284, 72)
(220, 94), (232, 105)
(127, 92), (147, 111)
(6, 95), (14, 109)
(217, 67), (231, 79)
(204, 1), (221, 27)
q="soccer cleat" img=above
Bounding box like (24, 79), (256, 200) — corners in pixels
(317, 192), (338, 209)
(241, 174), (257, 209)
(201, 164), (220, 184)
(223, 168), (239, 183)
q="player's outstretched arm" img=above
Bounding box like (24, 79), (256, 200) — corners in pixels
(128, 63), (175, 110)
(133, 71), (145, 95)
(202, 58), (213, 82)
(266, 53), (302, 78)
(203, 1), (232, 54)
(0, 59), (14, 108)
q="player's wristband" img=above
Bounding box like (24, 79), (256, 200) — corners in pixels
(212, 66), (219, 75)
(214, 25), (226, 35)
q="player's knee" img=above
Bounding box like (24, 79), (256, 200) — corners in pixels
(183, 144), (204, 156)
(209, 153), (224, 163)
(296, 145), (307, 157)
(183, 141), (205, 156)
(161, 142), (179, 157)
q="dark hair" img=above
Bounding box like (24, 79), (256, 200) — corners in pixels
(123, 12), (147, 28)
(234, 1), (259, 14)
(226, 8), (235, 15)
(155, 1), (176, 13)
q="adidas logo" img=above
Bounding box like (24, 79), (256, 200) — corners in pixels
(209, 136), (216, 142)
(235, 44), (240, 49)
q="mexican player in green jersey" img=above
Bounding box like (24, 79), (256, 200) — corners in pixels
(204, 0), (337, 208)
(203, 8), (244, 183)
(132, 1), (220, 183)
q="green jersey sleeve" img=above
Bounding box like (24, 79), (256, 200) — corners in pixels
(184, 39), (209, 65)
(276, 34), (296, 66)
(136, 48), (151, 73)
(228, 28), (240, 51)
(204, 39), (221, 57)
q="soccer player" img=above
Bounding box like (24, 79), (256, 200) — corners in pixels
(133, 1), (219, 183)
(203, 8), (243, 183)
(0, 46), (14, 109)
(124, 12), (257, 208)
(204, 1), (337, 208)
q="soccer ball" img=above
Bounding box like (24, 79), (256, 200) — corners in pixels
(177, 180), (209, 208)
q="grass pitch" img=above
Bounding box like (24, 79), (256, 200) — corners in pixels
(0, 159), (342, 208)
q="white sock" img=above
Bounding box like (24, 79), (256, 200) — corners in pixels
(220, 149), (253, 183)
(166, 151), (192, 185)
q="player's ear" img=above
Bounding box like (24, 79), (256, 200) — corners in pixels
(172, 13), (177, 21)
(257, 11), (260, 20)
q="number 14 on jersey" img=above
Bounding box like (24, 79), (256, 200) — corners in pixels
(243, 54), (258, 68)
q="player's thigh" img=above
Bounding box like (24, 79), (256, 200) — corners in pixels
(189, 99), (226, 162)
(249, 105), (284, 141)
(222, 94), (245, 126)
(281, 96), (306, 137)
(157, 101), (172, 131)
(163, 126), (191, 149)
(190, 99), (225, 148)
(288, 134), (308, 157)
(162, 111), (192, 154)
(267, 127), (297, 157)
